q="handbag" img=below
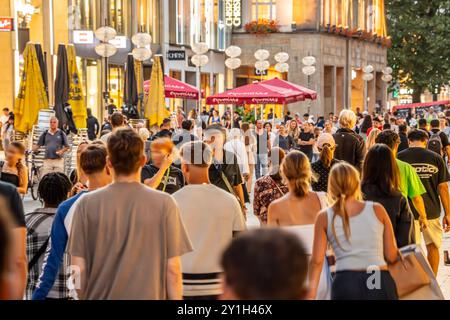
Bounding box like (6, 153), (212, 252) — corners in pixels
(388, 249), (431, 298)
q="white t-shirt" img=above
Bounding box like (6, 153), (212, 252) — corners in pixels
(224, 139), (250, 176)
(172, 184), (246, 297)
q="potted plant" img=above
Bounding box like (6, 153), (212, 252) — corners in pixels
(244, 19), (280, 35)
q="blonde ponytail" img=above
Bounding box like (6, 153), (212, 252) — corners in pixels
(281, 151), (312, 198)
(319, 144), (333, 168)
(328, 163), (361, 249)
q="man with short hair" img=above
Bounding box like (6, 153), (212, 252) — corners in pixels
(173, 141), (246, 300)
(33, 116), (70, 177)
(398, 129), (450, 275)
(221, 229), (308, 300)
(100, 112), (125, 143)
(32, 144), (112, 299)
(204, 125), (245, 215)
(152, 118), (173, 140)
(418, 118), (429, 135)
(86, 108), (100, 141)
(429, 119), (450, 161)
(68, 128), (192, 299)
(172, 120), (198, 148)
(398, 124), (409, 153)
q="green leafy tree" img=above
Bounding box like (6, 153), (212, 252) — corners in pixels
(386, 0), (450, 102)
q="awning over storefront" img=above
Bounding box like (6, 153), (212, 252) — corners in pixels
(260, 78), (318, 100)
(206, 82), (306, 105)
(144, 76), (200, 100)
(393, 100), (450, 111)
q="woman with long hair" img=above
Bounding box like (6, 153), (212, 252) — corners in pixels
(287, 120), (300, 148)
(366, 127), (381, 151)
(268, 151), (331, 299)
(253, 147), (288, 225)
(241, 122), (257, 191)
(362, 144), (414, 247)
(309, 162), (399, 300)
(359, 115), (372, 140)
(69, 141), (89, 195)
(311, 133), (339, 192)
(0, 142), (28, 195)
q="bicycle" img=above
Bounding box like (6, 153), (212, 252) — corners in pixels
(25, 150), (40, 200)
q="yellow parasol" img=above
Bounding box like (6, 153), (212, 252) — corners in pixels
(145, 55), (169, 127)
(14, 43), (48, 133)
(67, 44), (87, 129)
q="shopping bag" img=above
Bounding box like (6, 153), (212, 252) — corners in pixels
(388, 246), (430, 297)
(392, 245), (444, 300)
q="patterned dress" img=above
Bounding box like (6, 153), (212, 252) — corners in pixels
(253, 174), (289, 225)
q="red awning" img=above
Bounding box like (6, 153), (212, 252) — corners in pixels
(206, 82), (306, 105)
(393, 100), (450, 111)
(144, 75), (200, 100)
(260, 78), (318, 100)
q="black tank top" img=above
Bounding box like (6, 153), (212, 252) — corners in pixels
(0, 161), (20, 187)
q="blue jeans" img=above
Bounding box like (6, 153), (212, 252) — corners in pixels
(255, 154), (268, 179)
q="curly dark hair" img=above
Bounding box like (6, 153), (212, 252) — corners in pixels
(38, 172), (72, 208)
(375, 130), (400, 150)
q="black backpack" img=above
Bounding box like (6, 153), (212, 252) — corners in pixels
(427, 132), (443, 155)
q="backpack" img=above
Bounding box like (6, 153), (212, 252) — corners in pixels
(427, 132), (443, 155)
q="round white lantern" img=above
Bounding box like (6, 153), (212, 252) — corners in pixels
(275, 63), (289, 73)
(362, 73), (374, 81)
(225, 57), (242, 70)
(382, 74), (393, 82)
(94, 26), (117, 42)
(255, 60), (270, 71)
(274, 52), (289, 63)
(302, 56), (316, 66)
(132, 33), (152, 47)
(225, 46), (242, 58)
(191, 54), (209, 67)
(192, 42), (209, 55)
(363, 65), (374, 74)
(254, 49), (270, 61)
(95, 43), (118, 58)
(383, 67), (393, 75)
(132, 47), (152, 61)
(302, 65), (316, 76)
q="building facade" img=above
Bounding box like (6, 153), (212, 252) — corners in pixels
(232, 0), (391, 116)
(0, 0), (232, 121)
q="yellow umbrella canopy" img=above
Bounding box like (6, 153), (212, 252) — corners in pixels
(145, 55), (169, 127)
(67, 44), (87, 129)
(14, 43), (48, 133)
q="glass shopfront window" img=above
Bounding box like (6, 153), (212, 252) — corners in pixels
(107, 0), (130, 35)
(137, 0), (160, 42)
(252, 0), (276, 20)
(175, 0), (230, 51)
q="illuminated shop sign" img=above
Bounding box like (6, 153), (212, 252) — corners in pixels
(0, 17), (13, 32)
(225, 0), (241, 27)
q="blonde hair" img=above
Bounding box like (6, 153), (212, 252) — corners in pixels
(281, 151), (312, 198)
(287, 121), (300, 139)
(366, 128), (381, 151)
(338, 109), (357, 129)
(328, 162), (362, 248)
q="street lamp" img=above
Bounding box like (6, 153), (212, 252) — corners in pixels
(254, 49), (270, 120)
(225, 46), (242, 128)
(275, 52), (290, 121)
(191, 42), (210, 115)
(94, 26), (118, 112)
(302, 56), (316, 114)
(381, 67), (393, 111)
(131, 32), (153, 118)
(362, 65), (374, 112)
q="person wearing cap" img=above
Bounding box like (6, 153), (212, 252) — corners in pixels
(311, 133), (339, 192)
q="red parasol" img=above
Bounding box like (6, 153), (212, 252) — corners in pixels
(206, 82), (305, 105)
(144, 75), (200, 100)
(260, 78), (318, 100)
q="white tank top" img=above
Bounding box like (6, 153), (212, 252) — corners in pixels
(326, 201), (387, 272)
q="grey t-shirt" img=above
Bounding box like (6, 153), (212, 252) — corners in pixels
(37, 129), (69, 159)
(67, 182), (193, 300)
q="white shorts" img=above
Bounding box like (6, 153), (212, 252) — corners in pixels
(414, 218), (443, 248)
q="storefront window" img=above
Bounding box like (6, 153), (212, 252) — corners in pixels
(109, 65), (124, 108)
(252, 0), (276, 20)
(107, 0), (130, 35)
(137, 0), (160, 43)
(69, 0), (96, 30)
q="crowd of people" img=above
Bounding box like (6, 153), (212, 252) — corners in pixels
(0, 103), (450, 300)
